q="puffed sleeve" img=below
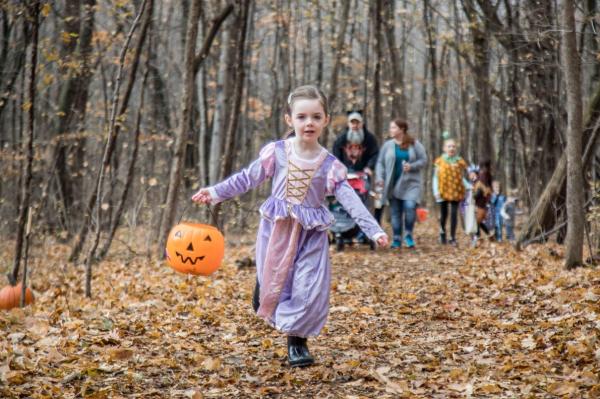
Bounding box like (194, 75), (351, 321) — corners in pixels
(326, 159), (348, 195)
(208, 141), (276, 203)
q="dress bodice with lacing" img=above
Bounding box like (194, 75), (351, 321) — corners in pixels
(259, 139), (338, 231)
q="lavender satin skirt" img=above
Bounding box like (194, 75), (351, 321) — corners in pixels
(255, 217), (331, 337)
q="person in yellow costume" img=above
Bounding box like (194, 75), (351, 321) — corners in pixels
(432, 133), (468, 245)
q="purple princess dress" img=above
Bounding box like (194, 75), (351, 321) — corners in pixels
(208, 138), (384, 337)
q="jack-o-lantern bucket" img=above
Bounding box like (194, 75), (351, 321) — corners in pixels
(165, 222), (225, 275)
(416, 208), (428, 223)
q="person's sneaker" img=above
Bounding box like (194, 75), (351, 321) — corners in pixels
(404, 235), (415, 248)
(391, 240), (401, 249)
(439, 231), (447, 245)
(448, 238), (458, 247)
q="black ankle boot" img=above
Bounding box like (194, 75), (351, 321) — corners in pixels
(440, 231), (447, 244)
(252, 280), (260, 313)
(287, 336), (314, 367)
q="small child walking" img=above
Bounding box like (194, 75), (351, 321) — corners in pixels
(490, 180), (506, 241)
(432, 134), (468, 245)
(501, 188), (518, 242)
(192, 85), (388, 367)
(468, 164), (492, 246)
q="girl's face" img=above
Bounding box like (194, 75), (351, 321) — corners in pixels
(444, 140), (457, 156)
(389, 122), (404, 139)
(285, 99), (329, 144)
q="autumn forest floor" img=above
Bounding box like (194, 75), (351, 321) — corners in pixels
(1, 219), (599, 398)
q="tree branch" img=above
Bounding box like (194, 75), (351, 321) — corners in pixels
(193, 3), (235, 75)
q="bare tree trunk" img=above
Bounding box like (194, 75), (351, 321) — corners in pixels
(561, 0), (584, 268)
(69, 0), (150, 263)
(371, 0), (383, 140)
(219, 0), (251, 184)
(518, 85), (600, 247)
(208, 25), (232, 185)
(157, 0), (201, 255)
(461, 0), (492, 163)
(0, 9), (29, 121)
(10, 1), (39, 287)
(452, 0), (470, 159)
(84, 1), (147, 297)
(52, 0), (96, 230)
(158, 1), (233, 254)
(424, 0), (444, 153)
(383, 0), (406, 118)
(97, 65), (149, 260)
(315, 0), (323, 88)
(324, 0), (351, 146)
(197, 63), (209, 187)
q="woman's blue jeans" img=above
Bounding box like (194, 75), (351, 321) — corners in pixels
(389, 198), (416, 242)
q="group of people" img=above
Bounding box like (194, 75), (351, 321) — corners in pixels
(332, 112), (518, 249)
(433, 136), (518, 247)
(190, 84), (517, 368)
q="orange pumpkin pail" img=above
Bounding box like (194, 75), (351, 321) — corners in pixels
(165, 222), (225, 276)
(416, 208), (428, 223)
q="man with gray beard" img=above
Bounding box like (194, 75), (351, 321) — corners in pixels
(332, 111), (379, 175)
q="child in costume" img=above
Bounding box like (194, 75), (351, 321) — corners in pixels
(192, 85), (389, 367)
(490, 180), (506, 241)
(432, 134), (468, 245)
(501, 188), (518, 242)
(467, 164), (492, 246)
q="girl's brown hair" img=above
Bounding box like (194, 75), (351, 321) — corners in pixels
(286, 85), (329, 116)
(393, 118), (415, 149)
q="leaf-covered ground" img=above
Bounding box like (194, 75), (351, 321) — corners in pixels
(1, 221), (599, 398)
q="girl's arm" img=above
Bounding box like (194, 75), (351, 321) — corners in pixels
(328, 160), (387, 243)
(192, 142), (276, 204)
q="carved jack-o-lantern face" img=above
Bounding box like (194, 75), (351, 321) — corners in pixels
(165, 222), (225, 275)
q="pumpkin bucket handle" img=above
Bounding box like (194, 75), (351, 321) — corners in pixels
(178, 203), (223, 233)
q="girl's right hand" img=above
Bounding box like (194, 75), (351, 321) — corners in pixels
(191, 188), (212, 204)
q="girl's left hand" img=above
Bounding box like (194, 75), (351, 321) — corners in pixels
(376, 235), (389, 248)
(191, 188), (212, 204)
(402, 162), (411, 172)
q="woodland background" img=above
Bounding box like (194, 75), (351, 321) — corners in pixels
(0, 0), (599, 266)
(1, 0), (600, 397)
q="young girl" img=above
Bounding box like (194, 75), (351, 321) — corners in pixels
(432, 135), (467, 246)
(192, 85), (388, 367)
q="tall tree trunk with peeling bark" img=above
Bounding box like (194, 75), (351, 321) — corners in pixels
(561, 0), (584, 268)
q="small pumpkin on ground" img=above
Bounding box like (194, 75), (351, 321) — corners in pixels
(0, 283), (34, 310)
